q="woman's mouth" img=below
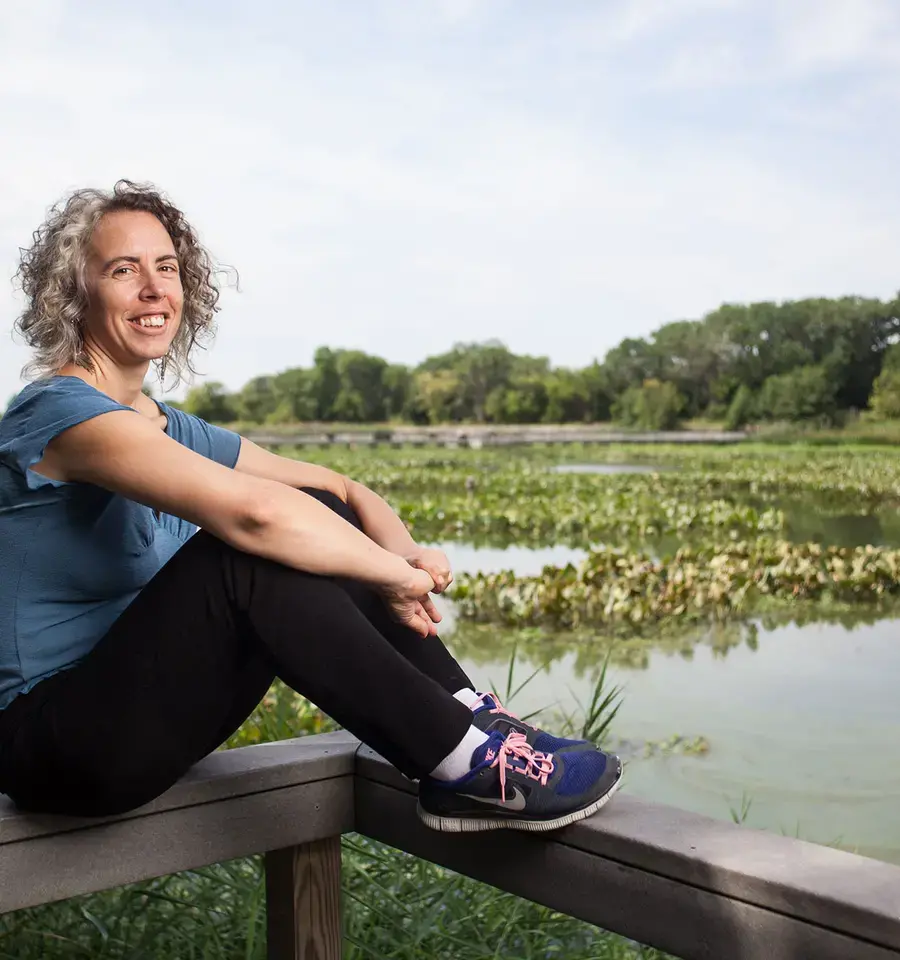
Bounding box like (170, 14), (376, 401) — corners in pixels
(128, 314), (168, 330)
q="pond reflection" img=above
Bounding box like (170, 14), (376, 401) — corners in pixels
(779, 498), (900, 549)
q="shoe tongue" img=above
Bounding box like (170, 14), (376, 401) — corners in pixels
(470, 731), (504, 767)
(473, 693), (499, 714)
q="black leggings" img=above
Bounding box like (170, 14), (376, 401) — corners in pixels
(0, 489), (475, 817)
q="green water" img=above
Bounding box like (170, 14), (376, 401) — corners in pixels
(435, 539), (900, 866)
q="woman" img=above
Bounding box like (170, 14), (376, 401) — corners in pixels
(0, 180), (621, 832)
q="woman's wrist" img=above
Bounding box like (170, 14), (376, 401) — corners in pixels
(370, 550), (420, 592)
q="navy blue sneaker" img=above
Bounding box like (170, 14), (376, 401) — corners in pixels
(417, 729), (622, 833)
(471, 692), (592, 753)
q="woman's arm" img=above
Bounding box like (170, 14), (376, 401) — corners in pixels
(47, 412), (419, 592)
(235, 438), (419, 557)
(345, 480), (453, 592)
(234, 438), (350, 501)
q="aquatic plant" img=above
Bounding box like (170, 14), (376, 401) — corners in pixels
(451, 539), (900, 629)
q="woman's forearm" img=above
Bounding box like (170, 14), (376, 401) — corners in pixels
(345, 479), (418, 556)
(221, 480), (415, 589)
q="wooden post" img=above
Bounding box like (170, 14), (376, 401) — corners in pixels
(266, 839), (342, 960)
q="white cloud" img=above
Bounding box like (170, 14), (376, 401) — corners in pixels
(613, 0), (744, 41)
(773, 0), (900, 72)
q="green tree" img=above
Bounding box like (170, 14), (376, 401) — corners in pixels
(868, 343), (900, 418)
(182, 381), (238, 423)
(756, 364), (837, 422)
(724, 384), (754, 430)
(235, 376), (279, 423)
(612, 379), (685, 430)
(382, 364), (413, 420)
(418, 341), (518, 422)
(269, 367), (317, 423)
(331, 351), (388, 422)
(580, 362), (614, 421)
(601, 338), (661, 397)
(652, 320), (728, 416)
(543, 370), (590, 423)
(485, 376), (548, 423)
(413, 370), (463, 424)
(311, 347), (341, 421)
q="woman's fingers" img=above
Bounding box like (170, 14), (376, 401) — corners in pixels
(384, 594), (442, 638)
(420, 595), (442, 625)
(407, 548), (453, 593)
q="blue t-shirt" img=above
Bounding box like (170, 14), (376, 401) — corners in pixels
(0, 375), (242, 709)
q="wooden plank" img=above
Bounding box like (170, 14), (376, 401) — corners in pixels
(266, 839), (342, 960)
(0, 732), (358, 845)
(354, 775), (900, 960)
(0, 776), (353, 913)
(355, 746), (900, 957)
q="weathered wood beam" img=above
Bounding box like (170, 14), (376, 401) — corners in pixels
(354, 746), (900, 960)
(0, 733), (357, 912)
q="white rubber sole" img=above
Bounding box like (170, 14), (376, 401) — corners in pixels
(416, 767), (623, 834)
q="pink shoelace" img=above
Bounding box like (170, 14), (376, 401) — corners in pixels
(484, 730), (554, 802)
(475, 691), (536, 730)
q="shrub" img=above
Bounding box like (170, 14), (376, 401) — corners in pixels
(756, 364), (836, 423)
(612, 379), (685, 430)
(869, 346), (900, 419)
(725, 384), (754, 430)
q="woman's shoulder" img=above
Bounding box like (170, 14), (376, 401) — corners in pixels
(0, 377), (135, 481)
(2, 376), (127, 434)
(5, 375), (123, 413)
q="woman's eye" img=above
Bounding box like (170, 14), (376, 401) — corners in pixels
(112, 266), (133, 276)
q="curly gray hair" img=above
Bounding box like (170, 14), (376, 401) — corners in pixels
(14, 179), (223, 387)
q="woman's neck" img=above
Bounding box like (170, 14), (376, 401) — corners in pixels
(57, 362), (150, 410)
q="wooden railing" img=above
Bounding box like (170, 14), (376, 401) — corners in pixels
(2, 732), (898, 959)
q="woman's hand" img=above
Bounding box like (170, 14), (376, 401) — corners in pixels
(379, 567), (442, 638)
(404, 546), (454, 593)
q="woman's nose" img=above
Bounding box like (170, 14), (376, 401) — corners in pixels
(140, 276), (165, 299)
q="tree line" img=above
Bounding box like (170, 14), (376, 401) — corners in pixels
(175, 293), (900, 428)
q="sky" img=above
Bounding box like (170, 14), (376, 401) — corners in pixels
(2, 0), (899, 402)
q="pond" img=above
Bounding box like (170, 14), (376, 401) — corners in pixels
(778, 497), (900, 550)
(433, 538), (900, 866)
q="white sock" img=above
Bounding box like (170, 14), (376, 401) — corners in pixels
(452, 687), (482, 709)
(430, 724), (490, 781)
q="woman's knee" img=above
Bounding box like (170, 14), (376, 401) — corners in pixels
(301, 486), (363, 529)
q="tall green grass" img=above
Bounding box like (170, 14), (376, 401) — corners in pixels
(0, 657), (675, 959)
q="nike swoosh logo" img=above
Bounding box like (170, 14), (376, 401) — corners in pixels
(459, 787), (527, 811)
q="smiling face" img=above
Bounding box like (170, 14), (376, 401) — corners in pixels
(80, 210), (183, 372)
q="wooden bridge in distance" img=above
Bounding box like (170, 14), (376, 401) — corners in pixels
(244, 425), (748, 448)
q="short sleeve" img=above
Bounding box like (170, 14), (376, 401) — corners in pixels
(0, 377), (136, 490)
(160, 404), (241, 469)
